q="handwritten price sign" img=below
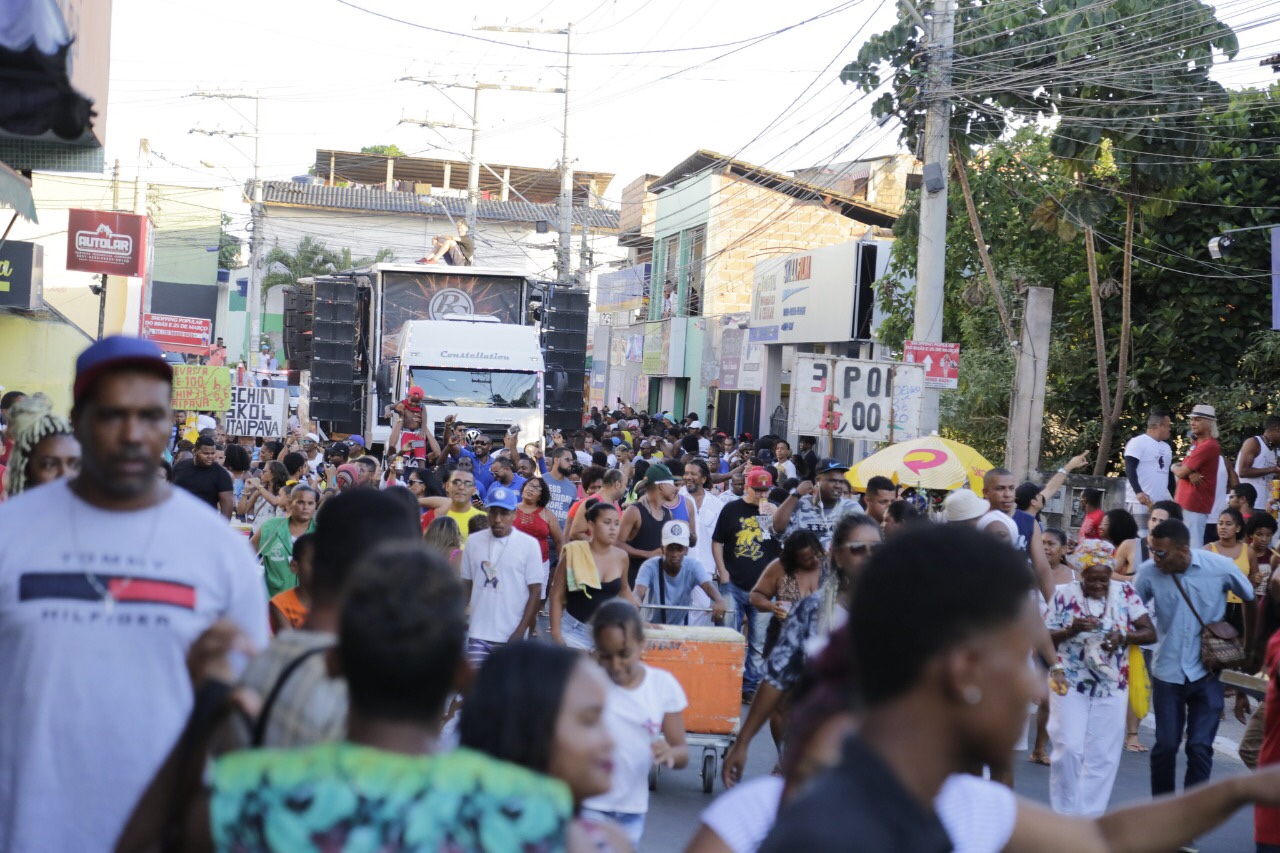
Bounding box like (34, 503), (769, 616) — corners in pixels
(172, 365), (231, 412)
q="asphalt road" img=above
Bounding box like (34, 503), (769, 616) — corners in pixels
(641, 706), (1258, 852)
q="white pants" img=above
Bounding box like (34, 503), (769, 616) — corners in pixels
(1048, 687), (1128, 816)
(1182, 511), (1208, 549)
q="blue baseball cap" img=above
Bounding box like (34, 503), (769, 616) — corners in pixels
(485, 483), (519, 511)
(348, 435), (366, 447)
(74, 336), (173, 404)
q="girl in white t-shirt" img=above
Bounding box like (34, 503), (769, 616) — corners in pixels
(582, 600), (689, 847)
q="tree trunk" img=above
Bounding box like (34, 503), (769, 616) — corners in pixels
(1084, 226), (1112, 476)
(1097, 198), (1136, 476)
(952, 148), (1016, 343)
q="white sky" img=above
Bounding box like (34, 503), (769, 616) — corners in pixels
(102, 0), (1280, 236)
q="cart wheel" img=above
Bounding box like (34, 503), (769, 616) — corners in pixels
(648, 764), (658, 792)
(702, 751), (716, 793)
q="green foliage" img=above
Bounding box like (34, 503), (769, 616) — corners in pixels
(876, 88), (1280, 466)
(359, 144), (407, 158)
(263, 237), (397, 291)
(218, 213), (241, 269)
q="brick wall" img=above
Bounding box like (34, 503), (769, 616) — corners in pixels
(703, 174), (875, 316)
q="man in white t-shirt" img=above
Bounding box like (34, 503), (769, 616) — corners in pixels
(0, 336), (268, 852)
(460, 483), (543, 666)
(1123, 409), (1173, 526)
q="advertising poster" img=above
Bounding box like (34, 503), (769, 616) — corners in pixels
(223, 386), (288, 437)
(379, 271), (526, 358)
(66, 209), (148, 277)
(141, 313), (212, 354)
(791, 357), (924, 442)
(172, 365), (231, 413)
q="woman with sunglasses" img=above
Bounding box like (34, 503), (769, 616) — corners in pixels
(722, 514), (882, 787)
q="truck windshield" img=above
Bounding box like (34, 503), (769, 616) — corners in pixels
(410, 368), (539, 409)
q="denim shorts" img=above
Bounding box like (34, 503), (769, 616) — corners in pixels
(560, 611), (594, 651)
(579, 808), (645, 847)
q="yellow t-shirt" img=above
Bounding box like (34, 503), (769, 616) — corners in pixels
(444, 507), (488, 545)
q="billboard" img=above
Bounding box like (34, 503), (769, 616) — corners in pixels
(379, 271), (526, 358)
(749, 239), (895, 345)
(0, 241), (44, 310)
(141, 312), (212, 355)
(597, 264), (649, 313)
(903, 341), (961, 389)
(66, 209), (148, 277)
(792, 357), (925, 442)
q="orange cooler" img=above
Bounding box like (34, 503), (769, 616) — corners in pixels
(643, 625), (745, 735)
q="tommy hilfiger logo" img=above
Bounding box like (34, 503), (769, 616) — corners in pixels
(20, 573), (197, 609)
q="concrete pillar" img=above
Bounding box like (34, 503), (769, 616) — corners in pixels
(1005, 286), (1054, 479)
(385, 157), (394, 190)
(759, 343), (784, 438)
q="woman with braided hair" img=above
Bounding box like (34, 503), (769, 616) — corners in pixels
(2, 393), (80, 498)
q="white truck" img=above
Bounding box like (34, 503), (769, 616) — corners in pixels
(374, 315), (545, 450)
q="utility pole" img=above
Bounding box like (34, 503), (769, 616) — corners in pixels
(913, 0), (955, 435)
(190, 91), (261, 367)
(401, 78), (563, 233)
(94, 159), (123, 339)
(474, 23), (573, 283)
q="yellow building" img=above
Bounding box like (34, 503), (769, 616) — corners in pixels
(0, 308), (93, 415)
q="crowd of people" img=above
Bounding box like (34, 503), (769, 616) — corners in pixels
(9, 337), (1280, 851)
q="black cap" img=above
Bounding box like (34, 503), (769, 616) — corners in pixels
(814, 457), (851, 476)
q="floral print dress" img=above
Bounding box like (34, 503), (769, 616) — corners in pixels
(1047, 580), (1148, 698)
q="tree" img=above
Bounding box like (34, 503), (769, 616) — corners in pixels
(874, 87), (1280, 470)
(262, 237), (397, 291)
(846, 0), (1245, 472)
(218, 214), (241, 269)
(359, 144), (406, 158)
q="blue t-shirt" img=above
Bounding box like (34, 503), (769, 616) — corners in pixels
(636, 555), (713, 625)
(544, 473), (577, 529)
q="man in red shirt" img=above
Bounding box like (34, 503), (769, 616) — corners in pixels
(1077, 488), (1105, 540)
(1174, 404), (1221, 547)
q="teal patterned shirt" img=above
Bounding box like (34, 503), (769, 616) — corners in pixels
(211, 743), (572, 852)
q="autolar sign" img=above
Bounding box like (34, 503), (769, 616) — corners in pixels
(65, 209), (148, 277)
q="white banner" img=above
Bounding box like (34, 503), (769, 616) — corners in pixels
(224, 386), (288, 438)
(792, 357), (925, 442)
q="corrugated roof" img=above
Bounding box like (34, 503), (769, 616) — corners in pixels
(649, 149), (899, 228)
(259, 181), (620, 230)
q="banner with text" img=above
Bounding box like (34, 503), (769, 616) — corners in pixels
(141, 312), (212, 355)
(223, 386), (288, 437)
(792, 357), (925, 443)
(172, 365), (231, 412)
(903, 340), (960, 389)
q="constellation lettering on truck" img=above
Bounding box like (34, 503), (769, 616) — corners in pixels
(438, 351), (512, 360)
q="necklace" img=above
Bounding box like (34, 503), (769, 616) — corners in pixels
(70, 485), (167, 615)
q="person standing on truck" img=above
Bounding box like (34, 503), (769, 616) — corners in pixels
(421, 220), (474, 266)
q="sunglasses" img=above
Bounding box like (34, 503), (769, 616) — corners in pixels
(749, 485), (771, 492)
(836, 542), (879, 555)
(1151, 548), (1169, 559)
(448, 479), (473, 487)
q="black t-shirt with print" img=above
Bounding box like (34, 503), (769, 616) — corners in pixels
(712, 498), (780, 590)
(172, 460), (234, 509)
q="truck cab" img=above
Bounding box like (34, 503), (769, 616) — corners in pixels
(377, 315), (545, 450)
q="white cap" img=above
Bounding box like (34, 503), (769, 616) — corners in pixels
(943, 489), (989, 523)
(305, 432), (320, 442)
(661, 520), (690, 547)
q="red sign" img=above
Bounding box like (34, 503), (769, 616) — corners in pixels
(66, 209), (148, 277)
(142, 312), (212, 354)
(903, 340), (960, 389)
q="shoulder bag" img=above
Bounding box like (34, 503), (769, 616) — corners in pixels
(1171, 572), (1245, 671)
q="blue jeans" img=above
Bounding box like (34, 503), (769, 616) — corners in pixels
(580, 808), (645, 847)
(727, 582), (770, 694)
(560, 611), (594, 651)
(1151, 673), (1224, 795)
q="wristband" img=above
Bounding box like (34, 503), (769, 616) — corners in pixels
(1049, 663), (1065, 673)
(1057, 467), (1067, 475)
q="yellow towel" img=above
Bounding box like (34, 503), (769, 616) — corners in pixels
(562, 540), (602, 595)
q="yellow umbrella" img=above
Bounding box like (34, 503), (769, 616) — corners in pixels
(845, 436), (994, 493)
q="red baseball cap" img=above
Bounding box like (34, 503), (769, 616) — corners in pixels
(408, 386), (424, 397)
(746, 468), (773, 490)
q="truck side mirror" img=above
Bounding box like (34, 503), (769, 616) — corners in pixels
(375, 361), (392, 411)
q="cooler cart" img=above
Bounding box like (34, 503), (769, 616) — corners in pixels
(641, 613), (745, 794)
